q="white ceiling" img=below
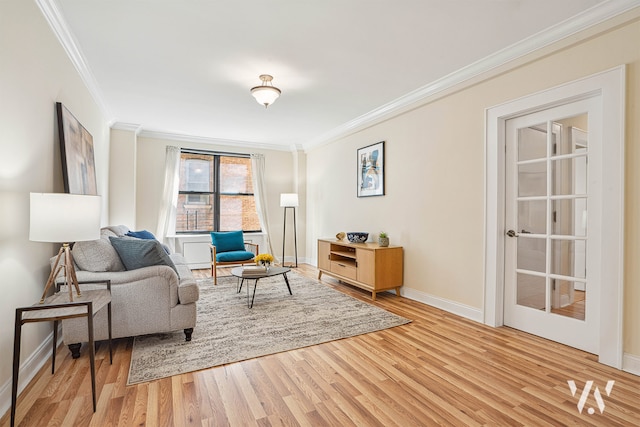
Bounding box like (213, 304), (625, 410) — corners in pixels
(52, 0), (612, 149)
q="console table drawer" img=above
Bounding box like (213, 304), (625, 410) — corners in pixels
(330, 261), (357, 280)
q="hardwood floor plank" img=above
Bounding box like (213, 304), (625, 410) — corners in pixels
(258, 355), (317, 415)
(46, 398), (72, 427)
(237, 359), (290, 420)
(312, 400), (356, 427)
(144, 381), (159, 427)
(353, 393), (408, 427)
(88, 382), (113, 427)
(228, 362), (268, 420)
(2, 264), (639, 427)
(60, 397), (86, 427)
(157, 377), (175, 427)
(212, 364), (255, 426)
(170, 375), (186, 426)
(104, 395), (125, 426)
(128, 382), (148, 427)
(184, 379), (202, 426)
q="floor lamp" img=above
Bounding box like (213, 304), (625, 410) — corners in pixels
(30, 193), (101, 302)
(280, 193), (298, 268)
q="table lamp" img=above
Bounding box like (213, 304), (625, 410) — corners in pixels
(280, 193), (298, 268)
(30, 193), (101, 302)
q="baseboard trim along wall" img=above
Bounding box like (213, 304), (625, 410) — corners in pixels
(623, 353), (640, 376)
(0, 331), (60, 420)
(399, 287), (484, 323)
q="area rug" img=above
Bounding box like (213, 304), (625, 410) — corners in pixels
(127, 272), (410, 384)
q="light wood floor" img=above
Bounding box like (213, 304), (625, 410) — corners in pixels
(3, 264), (639, 426)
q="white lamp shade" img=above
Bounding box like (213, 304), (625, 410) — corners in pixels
(30, 193), (101, 243)
(280, 193), (299, 207)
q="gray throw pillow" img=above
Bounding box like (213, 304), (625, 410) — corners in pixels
(109, 236), (179, 276)
(72, 237), (125, 272)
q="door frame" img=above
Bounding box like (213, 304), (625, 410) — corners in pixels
(483, 66), (625, 368)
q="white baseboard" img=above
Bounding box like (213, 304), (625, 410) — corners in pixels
(623, 353), (640, 376)
(189, 262), (210, 270)
(281, 256), (314, 267)
(0, 331), (58, 420)
(395, 287), (484, 323)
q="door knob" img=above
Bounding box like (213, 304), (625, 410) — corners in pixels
(506, 230), (517, 238)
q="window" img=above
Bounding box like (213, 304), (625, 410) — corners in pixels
(176, 150), (261, 233)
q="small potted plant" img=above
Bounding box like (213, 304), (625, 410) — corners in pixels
(378, 232), (389, 247)
(255, 253), (274, 271)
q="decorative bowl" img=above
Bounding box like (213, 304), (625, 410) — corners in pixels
(346, 232), (369, 243)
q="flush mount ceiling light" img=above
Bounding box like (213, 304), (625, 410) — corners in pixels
(250, 74), (281, 108)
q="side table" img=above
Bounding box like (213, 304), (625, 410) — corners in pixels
(10, 280), (112, 427)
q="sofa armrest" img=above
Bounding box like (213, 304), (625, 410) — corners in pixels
(178, 279), (199, 305)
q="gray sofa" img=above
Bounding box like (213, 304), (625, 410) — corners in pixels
(56, 225), (199, 358)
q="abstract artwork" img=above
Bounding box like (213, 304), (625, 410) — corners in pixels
(57, 102), (97, 195)
(357, 141), (384, 197)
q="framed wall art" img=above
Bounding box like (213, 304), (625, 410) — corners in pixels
(57, 102), (98, 195)
(357, 141), (384, 197)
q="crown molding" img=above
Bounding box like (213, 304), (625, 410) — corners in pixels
(136, 129), (294, 152)
(111, 122), (143, 134)
(36, 0), (111, 118)
(110, 121), (297, 151)
(303, 0), (640, 150)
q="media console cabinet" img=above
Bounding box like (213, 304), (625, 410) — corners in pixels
(317, 238), (403, 300)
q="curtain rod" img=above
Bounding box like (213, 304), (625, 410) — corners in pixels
(180, 148), (249, 158)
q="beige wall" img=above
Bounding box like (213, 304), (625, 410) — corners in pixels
(134, 136), (298, 260)
(306, 12), (640, 357)
(109, 129), (137, 227)
(0, 0), (110, 406)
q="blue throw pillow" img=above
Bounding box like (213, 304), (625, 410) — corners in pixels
(210, 231), (245, 252)
(109, 236), (178, 276)
(125, 229), (171, 254)
(126, 229), (156, 240)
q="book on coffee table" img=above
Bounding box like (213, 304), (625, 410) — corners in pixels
(241, 266), (267, 277)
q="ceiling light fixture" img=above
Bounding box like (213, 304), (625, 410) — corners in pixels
(250, 74), (281, 108)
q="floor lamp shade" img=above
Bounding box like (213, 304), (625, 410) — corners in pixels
(30, 193), (101, 302)
(280, 193), (299, 207)
(30, 193), (101, 243)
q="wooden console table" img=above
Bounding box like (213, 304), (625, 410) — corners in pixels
(11, 281), (112, 427)
(317, 238), (403, 300)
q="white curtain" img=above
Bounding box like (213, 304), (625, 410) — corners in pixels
(251, 153), (275, 257)
(156, 146), (180, 252)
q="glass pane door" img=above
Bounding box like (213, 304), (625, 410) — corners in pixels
(514, 118), (588, 320)
(504, 98), (598, 354)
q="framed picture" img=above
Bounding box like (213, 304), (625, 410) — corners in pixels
(57, 102), (97, 195)
(357, 141), (385, 197)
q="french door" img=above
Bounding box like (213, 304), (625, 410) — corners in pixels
(503, 97), (600, 354)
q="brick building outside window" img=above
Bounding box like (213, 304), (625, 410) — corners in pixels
(176, 150), (260, 233)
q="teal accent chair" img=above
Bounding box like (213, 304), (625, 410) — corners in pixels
(210, 231), (258, 284)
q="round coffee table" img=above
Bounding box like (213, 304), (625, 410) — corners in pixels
(231, 266), (292, 308)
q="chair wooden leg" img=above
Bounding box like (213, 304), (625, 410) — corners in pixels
(213, 263), (217, 285)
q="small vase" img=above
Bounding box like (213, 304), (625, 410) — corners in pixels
(378, 237), (389, 247)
